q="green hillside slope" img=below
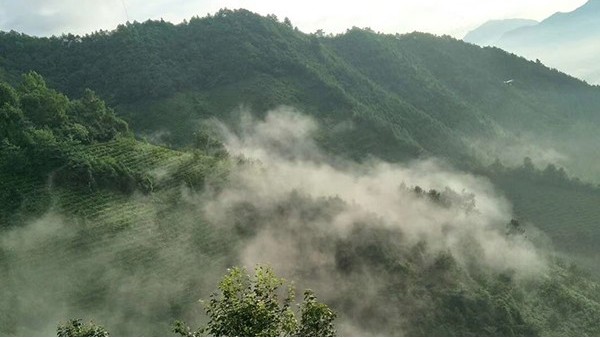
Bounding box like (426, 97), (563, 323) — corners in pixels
(0, 75), (234, 335)
(482, 162), (600, 272)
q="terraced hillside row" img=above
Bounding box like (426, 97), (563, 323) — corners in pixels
(0, 137), (228, 227)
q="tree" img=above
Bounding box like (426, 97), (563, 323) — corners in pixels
(0, 82), (18, 108)
(506, 219), (525, 237)
(522, 157), (535, 173)
(18, 72), (69, 128)
(57, 319), (109, 337)
(296, 290), (337, 337)
(173, 266), (336, 337)
(68, 89), (129, 142)
(0, 104), (26, 143)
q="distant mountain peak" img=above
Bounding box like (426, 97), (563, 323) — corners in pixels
(463, 18), (538, 46)
(580, 0), (600, 12)
(541, 0), (599, 24)
(464, 0), (600, 84)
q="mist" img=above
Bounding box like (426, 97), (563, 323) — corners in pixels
(0, 107), (550, 336)
(467, 121), (600, 183)
(201, 108), (548, 334)
(0, 196), (234, 335)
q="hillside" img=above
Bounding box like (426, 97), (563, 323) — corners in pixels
(0, 74), (233, 335)
(465, 0), (600, 84)
(1, 10), (598, 264)
(1, 9), (600, 336)
(477, 160), (600, 273)
(1, 9), (600, 181)
(1, 75), (600, 336)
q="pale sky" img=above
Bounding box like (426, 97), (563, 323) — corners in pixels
(0, 0), (589, 38)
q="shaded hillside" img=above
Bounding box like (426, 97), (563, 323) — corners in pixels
(1, 6), (599, 278)
(474, 160), (600, 273)
(0, 74), (233, 335)
(0, 71), (228, 227)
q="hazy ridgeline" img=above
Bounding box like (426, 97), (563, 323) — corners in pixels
(464, 0), (600, 85)
(1, 108), (599, 336)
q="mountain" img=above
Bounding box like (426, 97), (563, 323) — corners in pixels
(1, 10), (600, 182)
(2, 71), (600, 337)
(501, 0), (600, 44)
(465, 0), (600, 84)
(2, 9), (600, 336)
(464, 18), (538, 46)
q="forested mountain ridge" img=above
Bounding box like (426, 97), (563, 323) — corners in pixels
(1, 8), (599, 180)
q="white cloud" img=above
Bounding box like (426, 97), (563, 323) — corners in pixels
(0, 0), (588, 37)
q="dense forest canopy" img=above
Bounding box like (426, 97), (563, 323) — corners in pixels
(1, 9), (600, 182)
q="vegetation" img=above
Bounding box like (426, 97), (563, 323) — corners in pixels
(1, 8), (600, 337)
(0, 72), (130, 186)
(2, 9), (599, 178)
(57, 319), (109, 337)
(0, 73), (231, 227)
(173, 266), (335, 337)
(479, 158), (600, 273)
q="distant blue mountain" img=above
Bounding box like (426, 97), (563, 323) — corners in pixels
(465, 0), (600, 84)
(463, 19), (537, 46)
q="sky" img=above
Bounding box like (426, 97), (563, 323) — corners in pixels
(0, 0), (589, 38)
